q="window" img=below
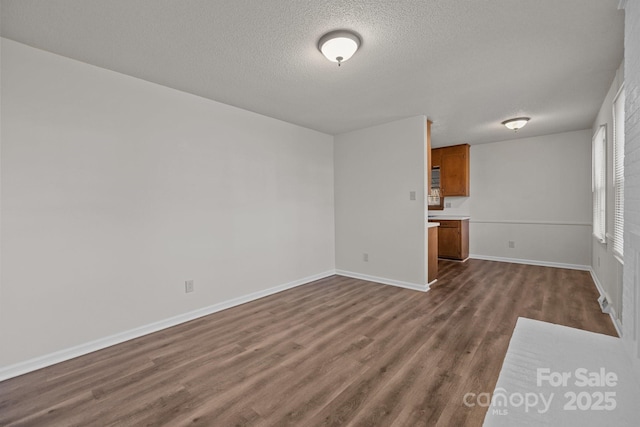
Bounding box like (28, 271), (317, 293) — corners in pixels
(592, 124), (606, 243)
(613, 86), (625, 258)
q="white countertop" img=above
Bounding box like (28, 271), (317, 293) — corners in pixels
(427, 222), (440, 228)
(427, 215), (471, 221)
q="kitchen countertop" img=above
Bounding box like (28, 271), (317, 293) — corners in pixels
(427, 215), (471, 221)
(427, 222), (440, 228)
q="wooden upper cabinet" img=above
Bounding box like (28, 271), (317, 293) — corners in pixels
(433, 143), (469, 197)
(431, 146), (442, 169)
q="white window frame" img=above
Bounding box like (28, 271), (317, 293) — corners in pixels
(612, 85), (625, 260)
(592, 124), (607, 243)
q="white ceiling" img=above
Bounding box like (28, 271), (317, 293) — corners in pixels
(0, 0), (624, 146)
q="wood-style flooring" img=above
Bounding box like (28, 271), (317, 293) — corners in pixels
(0, 259), (617, 426)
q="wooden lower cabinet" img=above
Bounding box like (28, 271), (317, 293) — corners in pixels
(433, 219), (469, 260)
(428, 226), (438, 283)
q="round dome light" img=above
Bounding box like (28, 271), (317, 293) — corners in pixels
(501, 117), (530, 131)
(318, 30), (361, 66)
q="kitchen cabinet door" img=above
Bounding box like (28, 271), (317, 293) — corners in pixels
(440, 144), (469, 197)
(435, 219), (469, 260)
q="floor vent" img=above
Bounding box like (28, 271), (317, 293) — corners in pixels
(599, 295), (612, 314)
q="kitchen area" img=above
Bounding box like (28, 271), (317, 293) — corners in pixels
(426, 120), (470, 284)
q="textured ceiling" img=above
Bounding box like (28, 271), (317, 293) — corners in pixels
(0, 0), (624, 146)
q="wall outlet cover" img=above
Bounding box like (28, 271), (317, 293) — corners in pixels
(185, 280), (195, 293)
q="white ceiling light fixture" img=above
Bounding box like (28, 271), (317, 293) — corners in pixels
(501, 117), (530, 131)
(318, 30), (361, 66)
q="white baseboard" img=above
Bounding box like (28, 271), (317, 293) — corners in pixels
(469, 254), (590, 271)
(589, 268), (623, 337)
(0, 270), (336, 382)
(335, 270), (429, 292)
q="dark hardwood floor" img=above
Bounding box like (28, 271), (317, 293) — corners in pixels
(0, 259), (617, 426)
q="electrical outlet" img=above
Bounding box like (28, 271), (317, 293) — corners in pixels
(445, 202), (451, 208)
(185, 280), (194, 293)
(598, 256), (601, 267)
(409, 191), (416, 201)
(508, 241), (515, 249)
(363, 253), (369, 262)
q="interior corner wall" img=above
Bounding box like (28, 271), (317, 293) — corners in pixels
(0, 7), (3, 347)
(0, 39), (335, 368)
(334, 116), (427, 288)
(0, 4), (3, 330)
(622, 0), (640, 377)
(439, 130), (593, 268)
(591, 62), (624, 324)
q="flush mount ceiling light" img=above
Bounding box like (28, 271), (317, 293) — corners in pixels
(318, 30), (361, 66)
(501, 117), (530, 131)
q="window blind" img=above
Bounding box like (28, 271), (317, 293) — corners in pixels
(613, 86), (625, 259)
(592, 125), (606, 243)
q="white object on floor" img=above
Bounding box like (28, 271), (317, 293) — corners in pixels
(482, 317), (640, 427)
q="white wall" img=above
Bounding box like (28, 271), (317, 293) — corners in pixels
(436, 130), (593, 268)
(0, 39), (335, 369)
(334, 116), (428, 289)
(0, 6), (3, 340)
(591, 62), (624, 325)
(622, 0), (640, 378)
